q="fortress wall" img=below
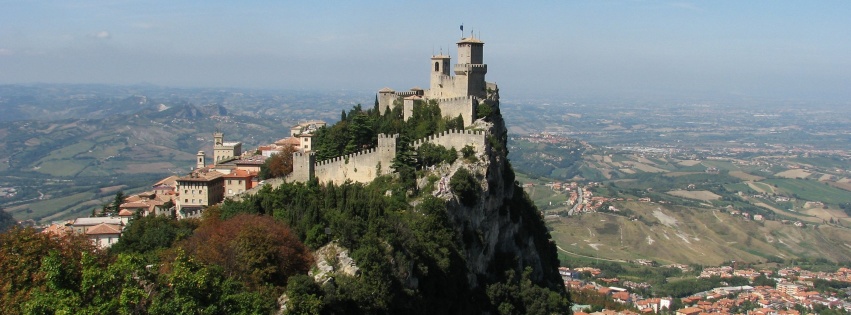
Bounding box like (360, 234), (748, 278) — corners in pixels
(313, 134), (398, 185)
(436, 96), (477, 127)
(413, 129), (487, 154)
(287, 151), (315, 183)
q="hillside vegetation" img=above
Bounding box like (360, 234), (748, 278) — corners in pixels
(509, 136), (851, 265)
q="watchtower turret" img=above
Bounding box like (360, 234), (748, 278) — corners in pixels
(454, 36), (487, 98)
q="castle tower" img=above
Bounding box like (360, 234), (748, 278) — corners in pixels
(196, 151), (206, 169)
(454, 37), (487, 98)
(429, 54), (452, 97)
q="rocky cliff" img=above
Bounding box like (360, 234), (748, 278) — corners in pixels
(424, 99), (565, 293)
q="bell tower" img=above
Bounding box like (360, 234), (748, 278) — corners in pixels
(429, 53), (451, 97)
(196, 151), (206, 169)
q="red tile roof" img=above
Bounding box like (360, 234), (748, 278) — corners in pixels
(85, 223), (122, 235)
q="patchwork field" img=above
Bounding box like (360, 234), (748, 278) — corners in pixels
(775, 169), (812, 179)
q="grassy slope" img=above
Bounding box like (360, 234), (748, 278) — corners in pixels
(548, 201), (851, 265)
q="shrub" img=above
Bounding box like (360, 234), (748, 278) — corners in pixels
(450, 168), (479, 207)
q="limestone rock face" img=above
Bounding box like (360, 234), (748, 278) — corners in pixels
(426, 100), (563, 291)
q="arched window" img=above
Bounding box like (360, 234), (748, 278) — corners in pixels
(434, 61), (439, 72)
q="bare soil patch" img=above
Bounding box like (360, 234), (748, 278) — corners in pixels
(668, 190), (722, 201)
(829, 182), (851, 192)
(729, 171), (764, 181)
(666, 172), (701, 177)
(775, 169), (812, 179)
(677, 160), (702, 166)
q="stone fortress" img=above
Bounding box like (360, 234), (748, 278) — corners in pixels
(287, 34), (499, 185)
(377, 35), (499, 128)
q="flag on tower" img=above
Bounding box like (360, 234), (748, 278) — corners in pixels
(460, 24), (463, 32)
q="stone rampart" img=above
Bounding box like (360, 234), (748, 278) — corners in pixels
(313, 134), (398, 185)
(285, 130), (488, 186)
(412, 129), (487, 154)
(435, 96), (477, 127)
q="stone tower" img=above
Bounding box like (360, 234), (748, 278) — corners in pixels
(196, 151), (206, 169)
(212, 132), (242, 164)
(213, 132), (223, 146)
(429, 54), (452, 97)
(454, 37), (487, 98)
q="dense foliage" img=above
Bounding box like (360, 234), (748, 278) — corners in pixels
(0, 207), (15, 232)
(450, 167), (480, 207)
(313, 101), (463, 161)
(217, 174), (568, 313)
(0, 214), (308, 315)
(260, 144), (297, 179)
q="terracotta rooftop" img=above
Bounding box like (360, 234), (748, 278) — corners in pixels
(275, 137), (300, 146)
(71, 217), (123, 226)
(224, 169), (253, 178)
(177, 170), (224, 182)
(153, 175), (179, 187)
(85, 223), (122, 235)
(41, 223), (72, 236)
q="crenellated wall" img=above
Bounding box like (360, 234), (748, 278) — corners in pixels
(312, 134), (398, 185)
(287, 130), (487, 185)
(412, 129), (487, 154)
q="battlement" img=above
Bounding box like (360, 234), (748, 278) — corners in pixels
(412, 129), (488, 155)
(315, 148), (377, 167)
(454, 64), (487, 75)
(435, 96), (478, 103)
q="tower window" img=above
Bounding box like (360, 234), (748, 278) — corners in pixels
(434, 61), (439, 72)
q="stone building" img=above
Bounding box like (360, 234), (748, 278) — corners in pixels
(377, 34), (498, 127)
(175, 169), (224, 219)
(213, 132), (242, 164)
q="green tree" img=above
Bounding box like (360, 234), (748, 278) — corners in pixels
(450, 167), (479, 207)
(0, 207), (15, 232)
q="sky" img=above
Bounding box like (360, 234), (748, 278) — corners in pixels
(1, 0), (850, 101)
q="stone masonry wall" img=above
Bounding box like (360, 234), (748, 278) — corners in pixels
(286, 130), (487, 186)
(435, 97), (477, 127)
(412, 129), (487, 154)
(313, 134), (398, 185)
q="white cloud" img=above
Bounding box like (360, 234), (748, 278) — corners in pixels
(90, 31), (111, 39)
(0, 48), (13, 56)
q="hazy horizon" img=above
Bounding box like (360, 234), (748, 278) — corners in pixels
(2, 1), (850, 102)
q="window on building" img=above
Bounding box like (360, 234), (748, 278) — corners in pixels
(434, 61), (439, 71)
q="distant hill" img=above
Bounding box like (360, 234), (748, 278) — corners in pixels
(0, 84), (383, 223)
(510, 134), (851, 265)
(547, 201), (851, 265)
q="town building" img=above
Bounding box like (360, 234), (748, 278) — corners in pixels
(175, 169), (225, 219)
(213, 132), (242, 164)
